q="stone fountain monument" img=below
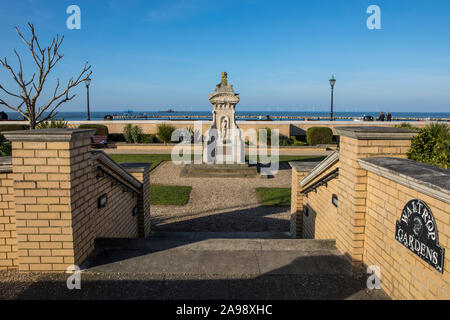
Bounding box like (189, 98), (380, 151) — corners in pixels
(203, 72), (245, 164)
(180, 72), (256, 177)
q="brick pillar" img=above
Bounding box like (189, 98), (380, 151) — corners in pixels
(0, 169), (17, 270)
(290, 161), (320, 239)
(334, 127), (418, 265)
(121, 163), (151, 238)
(4, 129), (95, 272)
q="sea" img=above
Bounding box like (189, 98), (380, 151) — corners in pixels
(2, 111), (450, 122)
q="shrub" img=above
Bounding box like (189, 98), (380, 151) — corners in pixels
(141, 134), (161, 143)
(108, 133), (126, 142)
(131, 125), (142, 144)
(394, 123), (420, 131)
(78, 124), (109, 136)
(293, 140), (307, 146)
(0, 124), (28, 157)
(292, 136), (307, 146)
(123, 124), (133, 143)
(157, 123), (176, 144)
(0, 124), (29, 132)
(0, 135), (11, 156)
(306, 127), (333, 146)
(290, 136), (307, 146)
(407, 123), (450, 169)
(37, 119), (68, 129)
(279, 135), (294, 146)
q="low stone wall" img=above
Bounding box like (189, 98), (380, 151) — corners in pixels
(291, 126), (449, 299)
(303, 163), (339, 240)
(0, 129), (151, 272)
(1, 120), (433, 137)
(360, 158), (449, 299)
(68, 120), (430, 136)
(115, 142), (332, 154)
(289, 161), (321, 238)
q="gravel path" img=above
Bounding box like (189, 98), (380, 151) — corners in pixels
(149, 161), (292, 232)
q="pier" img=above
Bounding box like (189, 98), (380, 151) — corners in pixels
(111, 114), (450, 122)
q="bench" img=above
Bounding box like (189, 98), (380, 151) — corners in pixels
(91, 135), (108, 148)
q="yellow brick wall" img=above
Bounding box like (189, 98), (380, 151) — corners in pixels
(290, 169), (304, 214)
(0, 172), (17, 270)
(290, 169), (305, 238)
(6, 133), (143, 272)
(302, 163), (339, 240)
(11, 140), (77, 271)
(336, 136), (413, 264)
(363, 172), (449, 300)
(291, 130), (450, 300)
(128, 170), (151, 237)
(293, 136), (414, 265)
(70, 155), (140, 267)
(89, 161), (139, 240)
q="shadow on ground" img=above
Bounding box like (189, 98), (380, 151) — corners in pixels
(152, 205), (290, 232)
(8, 254), (389, 300)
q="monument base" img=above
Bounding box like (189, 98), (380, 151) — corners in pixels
(180, 163), (258, 178)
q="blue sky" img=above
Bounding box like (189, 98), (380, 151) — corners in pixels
(0, 0), (449, 113)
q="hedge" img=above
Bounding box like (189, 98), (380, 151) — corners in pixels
(108, 133), (126, 142)
(141, 134), (161, 143)
(78, 124), (109, 136)
(0, 124), (29, 132)
(306, 127), (333, 146)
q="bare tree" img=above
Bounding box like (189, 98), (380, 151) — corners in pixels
(0, 23), (92, 129)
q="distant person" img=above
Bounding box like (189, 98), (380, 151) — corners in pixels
(386, 112), (392, 122)
(265, 115), (272, 121)
(378, 112), (385, 122)
(0, 111), (8, 120)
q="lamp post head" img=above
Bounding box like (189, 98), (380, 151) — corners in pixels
(329, 75), (336, 89)
(85, 77), (91, 88)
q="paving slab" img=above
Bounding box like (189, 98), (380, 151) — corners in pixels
(197, 251), (261, 275)
(86, 249), (203, 274)
(55, 234), (394, 300)
(85, 236), (354, 276)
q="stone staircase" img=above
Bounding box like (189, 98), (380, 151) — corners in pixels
(77, 232), (390, 299)
(83, 232), (353, 276)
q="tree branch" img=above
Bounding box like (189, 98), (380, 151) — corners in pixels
(1, 23), (92, 128)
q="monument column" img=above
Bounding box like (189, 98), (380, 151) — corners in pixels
(203, 72), (244, 164)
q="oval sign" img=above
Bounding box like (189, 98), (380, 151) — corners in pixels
(395, 199), (445, 273)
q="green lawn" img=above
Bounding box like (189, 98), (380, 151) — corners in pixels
(247, 155), (326, 164)
(256, 187), (291, 206)
(150, 185), (192, 205)
(109, 154), (173, 171)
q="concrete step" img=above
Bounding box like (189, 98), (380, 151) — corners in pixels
(94, 237), (336, 252)
(83, 233), (349, 276)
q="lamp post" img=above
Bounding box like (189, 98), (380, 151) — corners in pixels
(85, 77), (91, 121)
(329, 75), (336, 121)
